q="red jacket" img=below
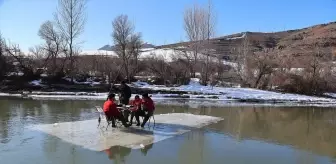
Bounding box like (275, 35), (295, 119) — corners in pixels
(142, 97), (155, 112)
(130, 99), (142, 112)
(103, 99), (120, 116)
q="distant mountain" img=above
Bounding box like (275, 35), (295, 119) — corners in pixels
(98, 45), (112, 51)
(98, 42), (155, 51)
(142, 43), (156, 49)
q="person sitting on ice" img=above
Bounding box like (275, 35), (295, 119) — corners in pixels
(103, 93), (130, 128)
(129, 95), (142, 125)
(135, 93), (155, 128)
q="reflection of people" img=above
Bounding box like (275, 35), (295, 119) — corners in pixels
(129, 95), (142, 125)
(135, 93), (155, 128)
(140, 143), (154, 156)
(103, 93), (130, 128)
(104, 145), (131, 161)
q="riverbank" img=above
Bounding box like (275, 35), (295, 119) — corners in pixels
(2, 83), (336, 106)
(2, 77), (336, 105)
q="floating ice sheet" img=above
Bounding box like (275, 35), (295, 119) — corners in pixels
(28, 113), (222, 151)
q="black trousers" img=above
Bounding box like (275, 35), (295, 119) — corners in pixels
(123, 110), (131, 122)
(130, 111), (138, 124)
(134, 110), (153, 126)
(105, 112), (129, 127)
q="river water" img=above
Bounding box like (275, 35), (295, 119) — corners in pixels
(1, 98), (336, 164)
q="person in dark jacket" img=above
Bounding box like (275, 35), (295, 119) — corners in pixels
(113, 81), (132, 122)
(118, 81), (132, 105)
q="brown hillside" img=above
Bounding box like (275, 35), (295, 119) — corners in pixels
(158, 21), (336, 67)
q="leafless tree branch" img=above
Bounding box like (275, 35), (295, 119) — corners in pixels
(112, 14), (142, 82)
(54, 0), (87, 80)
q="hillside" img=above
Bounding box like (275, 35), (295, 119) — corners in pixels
(98, 43), (155, 51)
(92, 22), (336, 67)
(156, 21), (336, 67)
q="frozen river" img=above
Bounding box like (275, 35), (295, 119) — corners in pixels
(1, 98), (336, 164)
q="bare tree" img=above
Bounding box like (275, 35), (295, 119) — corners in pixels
(128, 34), (143, 79)
(202, 0), (216, 85)
(173, 48), (194, 79)
(0, 33), (12, 81)
(28, 45), (48, 70)
(5, 42), (35, 76)
(170, 59), (191, 85)
(183, 0), (216, 82)
(235, 33), (251, 86)
(301, 44), (327, 94)
(54, 0), (87, 81)
(38, 20), (66, 73)
(112, 14), (142, 82)
(146, 54), (171, 85)
(248, 48), (278, 89)
(183, 4), (204, 77)
(96, 53), (122, 84)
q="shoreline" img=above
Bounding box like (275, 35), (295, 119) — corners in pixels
(2, 91), (336, 107)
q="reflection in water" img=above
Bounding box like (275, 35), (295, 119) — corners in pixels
(103, 143), (154, 162)
(104, 145), (131, 162)
(140, 143), (153, 156)
(1, 98), (336, 163)
(102, 129), (155, 163)
(206, 106), (336, 158)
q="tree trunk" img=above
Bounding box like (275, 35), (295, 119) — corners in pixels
(254, 72), (264, 89)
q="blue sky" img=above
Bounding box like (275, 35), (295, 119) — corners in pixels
(0, 0), (335, 52)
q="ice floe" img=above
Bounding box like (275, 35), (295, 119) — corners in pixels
(28, 113), (223, 151)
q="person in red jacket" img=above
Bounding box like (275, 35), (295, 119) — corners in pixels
(135, 93), (155, 127)
(129, 95), (142, 125)
(103, 93), (130, 128)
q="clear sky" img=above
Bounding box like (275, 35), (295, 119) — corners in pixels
(0, 0), (335, 52)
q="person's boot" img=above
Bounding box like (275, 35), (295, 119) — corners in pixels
(121, 119), (131, 128)
(124, 123), (131, 128)
(135, 116), (141, 126)
(141, 117), (149, 128)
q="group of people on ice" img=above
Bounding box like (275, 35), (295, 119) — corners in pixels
(103, 81), (155, 128)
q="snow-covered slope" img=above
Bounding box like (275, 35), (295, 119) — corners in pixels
(80, 48), (215, 62)
(133, 79), (336, 104)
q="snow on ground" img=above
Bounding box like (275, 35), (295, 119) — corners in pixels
(29, 79), (43, 86)
(40, 73), (48, 77)
(225, 33), (246, 40)
(27, 93), (108, 100)
(2, 78), (336, 104)
(222, 60), (238, 69)
(63, 77), (101, 86)
(28, 113), (222, 151)
(6, 72), (24, 76)
(0, 92), (22, 97)
(133, 79), (336, 104)
(80, 48), (215, 62)
(324, 93), (336, 98)
(80, 50), (118, 57)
